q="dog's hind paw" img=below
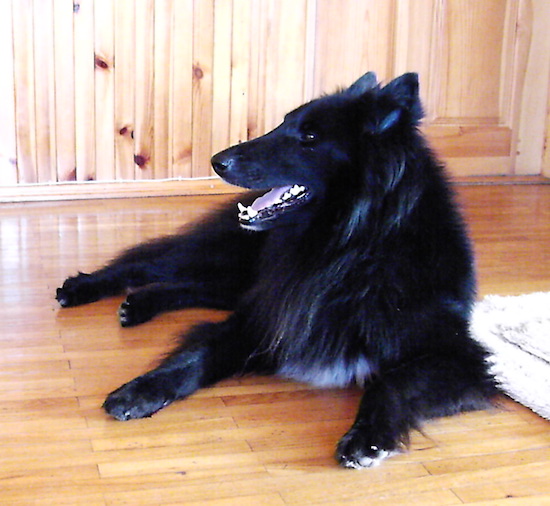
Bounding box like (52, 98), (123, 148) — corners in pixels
(336, 428), (400, 469)
(56, 273), (101, 307)
(118, 293), (156, 327)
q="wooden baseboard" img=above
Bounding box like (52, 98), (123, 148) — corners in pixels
(1, 175), (548, 203)
(453, 175), (550, 185)
(0, 178), (243, 203)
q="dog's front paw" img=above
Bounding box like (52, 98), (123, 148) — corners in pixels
(56, 273), (100, 307)
(103, 375), (174, 421)
(336, 427), (400, 469)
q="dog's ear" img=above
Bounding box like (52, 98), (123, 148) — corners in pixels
(365, 73), (424, 133)
(381, 73), (421, 114)
(346, 72), (379, 97)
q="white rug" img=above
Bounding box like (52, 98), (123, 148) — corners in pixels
(471, 292), (550, 420)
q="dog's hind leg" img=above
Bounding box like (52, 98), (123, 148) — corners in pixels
(336, 334), (496, 469)
(103, 314), (263, 420)
(55, 263), (153, 308)
(56, 195), (265, 312)
(55, 229), (206, 308)
(118, 280), (237, 327)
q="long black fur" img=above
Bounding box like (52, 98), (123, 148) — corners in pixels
(57, 73), (497, 468)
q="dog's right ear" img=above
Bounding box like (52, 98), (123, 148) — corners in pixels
(346, 72), (379, 97)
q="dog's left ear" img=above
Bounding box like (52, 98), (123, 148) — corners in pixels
(382, 73), (421, 114)
(364, 73), (424, 134)
(377, 73), (423, 131)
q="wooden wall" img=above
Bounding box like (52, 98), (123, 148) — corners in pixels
(0, 0), (549, 200)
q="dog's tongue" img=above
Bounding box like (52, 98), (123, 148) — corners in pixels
(251, 186), (293, 212)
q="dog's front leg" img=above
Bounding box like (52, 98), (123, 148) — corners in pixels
(102, 314), (260, 420)
(335, 343), (496, 469)
(335, 377), (406, 469)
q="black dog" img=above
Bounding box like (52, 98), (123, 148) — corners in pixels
(57, 72), (497, 468)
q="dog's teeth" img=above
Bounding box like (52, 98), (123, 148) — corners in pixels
(238, 186), (307, 223)
(237, 202), (252, 221)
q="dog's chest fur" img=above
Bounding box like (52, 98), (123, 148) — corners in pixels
(246, 226), (380, 387)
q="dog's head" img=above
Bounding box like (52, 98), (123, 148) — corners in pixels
(211, 72), (423, 231)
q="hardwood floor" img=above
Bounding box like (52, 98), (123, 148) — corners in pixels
(1, 184), (549, 505)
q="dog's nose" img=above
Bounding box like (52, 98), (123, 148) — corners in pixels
(211, 153), (231, 176)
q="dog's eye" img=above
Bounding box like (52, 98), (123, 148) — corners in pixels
(299, 131), (317, 145)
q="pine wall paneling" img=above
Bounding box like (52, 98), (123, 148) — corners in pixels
(0, 0), (549, 202)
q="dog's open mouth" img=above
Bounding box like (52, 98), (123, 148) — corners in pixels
(237, 184), (311, 230)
